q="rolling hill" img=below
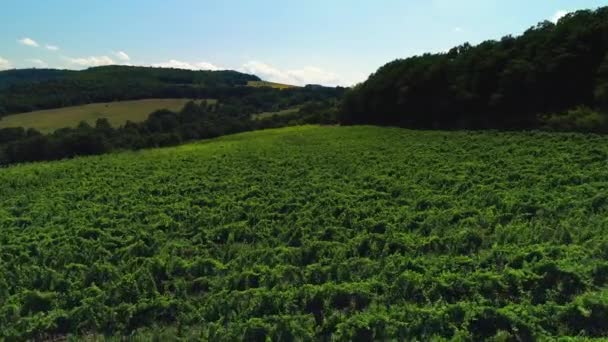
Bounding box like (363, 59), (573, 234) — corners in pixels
(0, 66), (259, 116)
(1, 125), (607, 340)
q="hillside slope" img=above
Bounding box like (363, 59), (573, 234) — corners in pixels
(1, 126), (608, 339)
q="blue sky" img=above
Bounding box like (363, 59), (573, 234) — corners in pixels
(0, 0), (605, 86)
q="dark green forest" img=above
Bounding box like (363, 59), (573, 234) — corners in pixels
(341, 7), (608, 132)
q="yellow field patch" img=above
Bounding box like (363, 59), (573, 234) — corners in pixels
(0, 99), (214, 133)
(247, 81), (298, 89)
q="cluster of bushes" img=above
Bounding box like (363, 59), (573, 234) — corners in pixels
(540, 106), (608, 133)
(341, 6), (608, 131)
(0, 102), (238, 164)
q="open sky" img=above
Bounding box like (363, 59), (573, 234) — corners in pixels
(0, 0), (605, 86)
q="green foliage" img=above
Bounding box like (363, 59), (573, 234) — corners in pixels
(540, 107), (608, 133)
(560, 290), (608, 337)
(1, 125), (608, 339)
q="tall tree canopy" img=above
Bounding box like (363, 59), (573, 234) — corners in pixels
(341, 7), (608, 130)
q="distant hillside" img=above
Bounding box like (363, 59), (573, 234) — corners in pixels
(341, 6), (608, 131)
(0, 66), (260, 115)
(0, 69), (72, 89)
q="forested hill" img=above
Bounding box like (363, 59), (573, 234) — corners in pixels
(0, 69), (71, 89)
(0, 66), (260, 115)
(341, 7), (608, 131)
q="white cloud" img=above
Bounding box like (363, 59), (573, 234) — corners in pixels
(150, 59), (345, 85)
(151, 59), (222, 71)
(0, 57), (12, 70)
(240, 61), (288, 83)
(65, 55), (115, 67)
(239, 61), (342, 86)
(26, 59), (48, 68)
(114, 51), (130, 61)
(453, 27), (463, 33)
(46, 44), (59, 51)
(18, 37), (39, 47)
(193, 62), (222, 70)
(288, 66), (341, 86)
(552, 10), (568, 23)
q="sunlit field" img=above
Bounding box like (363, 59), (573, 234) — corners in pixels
(0, 99), (213, 133)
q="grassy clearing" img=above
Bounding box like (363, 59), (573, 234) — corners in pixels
(0, 99), (214, 133)
(247, 80), (298, 89)
(251, 107), (301, 120)
(1, 126), (608, 339)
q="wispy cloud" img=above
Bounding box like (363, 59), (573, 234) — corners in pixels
(26, 59), (48, 68)
(64, 55), (115, 67)
(151, 59), (222, 71)
(18, 37), (39, 47)
(239, 61), (342, 86)
(114, 51), (130, 61)
(552, 10), (568, 23)
(46, 44), (59, 51)
(452, 27), (464, 33)
(130, 58), (353, 86)
(0, 57), (12, 70)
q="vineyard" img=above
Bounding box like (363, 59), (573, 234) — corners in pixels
(1, 125), (608, 340)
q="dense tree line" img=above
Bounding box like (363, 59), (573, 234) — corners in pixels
(0, 66), (260, 115)
(0, 86), (345, 165)
(341, 7), (608, 131)
(0, 69), (69, 89)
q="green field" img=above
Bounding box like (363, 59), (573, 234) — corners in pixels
(0, 99), (213, 133)
(1, 126), (608, 340)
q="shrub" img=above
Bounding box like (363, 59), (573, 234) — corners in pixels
(540, 107), (608, 133)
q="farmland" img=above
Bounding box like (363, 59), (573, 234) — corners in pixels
(0, 99), (212, 133)
(247, 80), (298, 89)
(1, 125), (608, 340)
